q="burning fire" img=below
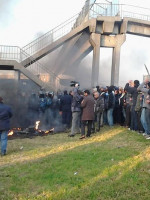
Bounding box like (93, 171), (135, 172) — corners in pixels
(45, 128), (54, 134)
(35, 121), (40, 130)
(13, 128), (21, 131)
(8, 130), (14, 136)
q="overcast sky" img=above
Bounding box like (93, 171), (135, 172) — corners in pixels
(0, 0), (150, 86)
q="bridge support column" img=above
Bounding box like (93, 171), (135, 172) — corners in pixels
(90, 33), (101, 87)
(111, 34), (126, 86)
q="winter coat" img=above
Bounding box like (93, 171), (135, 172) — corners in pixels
(137, 82), (150, 109)
(71, 88), (83, 112)
(108, 92), (115, 109)
(0, 103), (13, 131)
(95, 95), (104, 114)
(59, 94), (72, 112)
(81, 95), (95, 121)
(124, 83), (138, 107)
(135, 92), (143, 112)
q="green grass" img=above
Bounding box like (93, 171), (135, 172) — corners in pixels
(1, 126), (150, 200)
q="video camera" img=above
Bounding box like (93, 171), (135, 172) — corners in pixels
(70, 81), (80, 87)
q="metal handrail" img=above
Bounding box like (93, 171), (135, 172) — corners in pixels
(0, 45), (62, 90)
(22, 3), (150, 57)
(1, 3), (150, 90)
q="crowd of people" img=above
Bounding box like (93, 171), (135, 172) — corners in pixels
(60, 79), (150, 139)
(0, 78), (150, 156)
(26, 78), (150, 140)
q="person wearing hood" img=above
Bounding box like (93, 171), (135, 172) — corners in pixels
(0, 97), (13, 156)
(124, 80), (140, 131)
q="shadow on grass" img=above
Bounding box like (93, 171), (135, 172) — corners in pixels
(0, 127), (123, 167)
(30, 146), (150, 200)
(1, 126), (150, 199)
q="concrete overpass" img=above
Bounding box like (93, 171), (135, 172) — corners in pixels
(20, 16), (150, 86)
(1, 2), (150, 89)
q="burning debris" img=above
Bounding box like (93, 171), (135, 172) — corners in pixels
(8, 121), (55, 140)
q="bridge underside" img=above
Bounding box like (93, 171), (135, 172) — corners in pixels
(23, 16), (150, 87)
(1, 16), (150, 89)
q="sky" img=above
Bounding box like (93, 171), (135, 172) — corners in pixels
(0, 0), (150, 86)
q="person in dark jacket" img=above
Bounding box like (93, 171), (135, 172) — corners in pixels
(113, 87), (120, 124)
(107, 86), (115, 127)
(124, 90), (132, 128)
(80, 90), (95, 139)
(124, 80), (140, 131)
(93, 91), (104, 132)
(0, 97), (13, 156)
(27, 93), (39, 126)
(59, 90), (72, 131)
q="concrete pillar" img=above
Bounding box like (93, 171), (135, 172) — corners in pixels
(14, 70), (21, 80)
(111, 34), (126, 86)
(90, 33), (101, 87)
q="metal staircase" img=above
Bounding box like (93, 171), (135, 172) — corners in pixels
(0, 1), (150, 91)
(0, 45), (61, 91)
(21, 2), (150, 58)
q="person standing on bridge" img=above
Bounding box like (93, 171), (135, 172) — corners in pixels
(0, 97), (13, 156)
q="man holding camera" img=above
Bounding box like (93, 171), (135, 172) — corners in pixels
(68, 82), (83, 137)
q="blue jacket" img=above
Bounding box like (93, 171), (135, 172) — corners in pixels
(0, 103), (13, 131)
(59, 94), (72, 112)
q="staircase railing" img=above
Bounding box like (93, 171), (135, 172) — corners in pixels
(1, 3), (150, 91)
(89, 3), (150, 20)
(0, 45), (62, 90)
(22, 3), (150, 57)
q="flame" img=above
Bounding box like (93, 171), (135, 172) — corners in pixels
(12, 127), (21, 131)
(45, 128), (54, 134)
(35, 121), (40, 130)
(8, 130), (14, 136)
(50, 128), (54, 132)
(45, 130), (49, 134)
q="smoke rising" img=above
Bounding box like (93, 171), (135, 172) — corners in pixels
(0, 0), (19, 28)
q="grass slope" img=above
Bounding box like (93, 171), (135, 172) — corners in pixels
(0, 126), (150, 200)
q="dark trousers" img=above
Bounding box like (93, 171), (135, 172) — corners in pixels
(137, 109), (144, 132)
(130, 106), (138, 131)
(62, 111), (72, 128)
(92, 112), (102, 132)
(125, 105), (131, 127)
(81, 120), (93, 137)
